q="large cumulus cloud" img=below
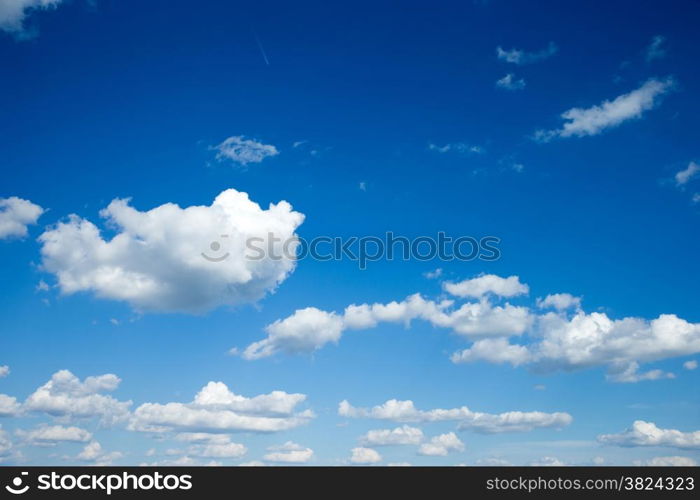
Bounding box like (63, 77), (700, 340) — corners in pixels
(39, 189), (304, 313)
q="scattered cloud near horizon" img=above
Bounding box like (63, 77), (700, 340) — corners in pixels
(338, 398), (572, 433)
(599, 421), (700, 449)
(1, 367), (698, 465)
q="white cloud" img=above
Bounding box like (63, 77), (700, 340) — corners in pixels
(128, 381), (313, 434)
(242, 292), (532, 359)
(213, 136), (279, 166)
(456, 410), (572, 434)
(634, 456), (697, 466)
(140, 455), (203, 467)
(39, 189), (304, 313)
(459, 310), (700, 382)
(186, 438), (247, 459)
(359, 425), (424, 446)
(243, 308), (344, 360)
(645, 35), (666, 63)
(496, 74), (525, 91)
(0, 0), (62, 34)
(0, 426), (13, 461)
(241, 274), (700, 382)
(450, 338), (530, 366)
(536, 293), (581, 311)
(428, 143), (483, 155)
(339, 399), (572, 433)
(599, 421), (700, 449)
(77, 441), (103, 460)
(174, 433), (231, 444)
(17, 425), (92, 446)
(423, 268), (443, 279)
(239, 460), (266, 466)
(418, 432), (464, 456)
(0, 394), (21, 417)
(605, 361), (674, 383)
(683, 360), (698, 370)
(530, 456), (566, 466)
(24, 370), (131, 426)
(350, 447), (382, 464)
(674, 162), (699, 187)
(496, 42), (557, 65)
(443, 274), (529, 298)
(263, 441), (314, 463)
(0, 197), (43, 239)
(189, 382), (307, 415)
(438, 300), (531, 337)
(0, 366), (8, 378)
(693, 193), (700, 204)
(534, 78), (674, 141)
(76, 441), (123, 465)
(534, 312), (700, 373)
(476, 457), (512, 466)
(346, 295), (531, 338)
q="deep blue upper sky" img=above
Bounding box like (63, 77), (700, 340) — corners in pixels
(0, 0), (698, 466)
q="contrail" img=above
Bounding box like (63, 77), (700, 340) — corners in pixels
(251, 29), (270, 66)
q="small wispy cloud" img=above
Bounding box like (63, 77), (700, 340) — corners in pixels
(291, 140), (323, 157)
(428, 143), (484, 155)
(423, 268), (442, 279)
(645, 35), (667, 63)
(212, 136), (279, 166)
(496, 73), (525, 91)
(674, 161), (699, 187)
(252, 28), (270, 66)
(496, 42), (557, 65)
(534, 77), (675, 142)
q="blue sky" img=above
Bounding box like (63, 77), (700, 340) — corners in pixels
(0, 0), (699, 466)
